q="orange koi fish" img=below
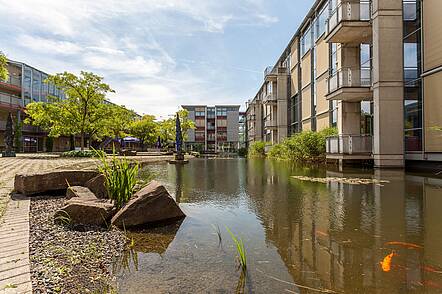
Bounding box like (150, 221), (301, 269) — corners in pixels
(385, 241), (423, 249)
(316, 230), (328, 237)
(423, 265), (442, 274)
(380, 252), (395, 272)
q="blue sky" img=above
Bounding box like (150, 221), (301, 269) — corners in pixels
(0, 0), (312, 118)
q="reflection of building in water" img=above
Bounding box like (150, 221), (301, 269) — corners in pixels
(246, 163), (442, 293)
(166, 159), (242, 203)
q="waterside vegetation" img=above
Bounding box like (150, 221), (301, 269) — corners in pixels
(249, 128), (337, 162)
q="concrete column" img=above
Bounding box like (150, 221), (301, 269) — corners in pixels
(371, 0), (404, 167)
(277, 67), (288, 143)
(340, 45), (360, 69)
(338, 101), (361, 135)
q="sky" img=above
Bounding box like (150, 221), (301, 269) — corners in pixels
(0, 0), (312, 118)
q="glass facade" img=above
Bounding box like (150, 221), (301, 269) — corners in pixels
(403, 0), (422, 152)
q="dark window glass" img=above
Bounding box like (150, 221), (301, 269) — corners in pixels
(405, 129), (422, 151)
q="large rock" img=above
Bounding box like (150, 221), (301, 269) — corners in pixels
(14, 170), (99, 195)
(66, 186), (97, 200)
(111, 180), (185, 228)
(85, 174), (108, 199)
(55, 198), (115, 226)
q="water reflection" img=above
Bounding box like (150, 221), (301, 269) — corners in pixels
(114, 159), (442, 293)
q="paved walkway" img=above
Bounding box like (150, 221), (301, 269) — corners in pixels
(0, 195), (31, 293)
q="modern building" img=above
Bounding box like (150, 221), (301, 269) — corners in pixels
(0, 59), (71, 152)
(182, 105), (240, 153)
(238, 111), (246, 149)
(245, 0), (442, 168)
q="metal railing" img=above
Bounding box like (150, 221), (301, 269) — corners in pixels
(326, 134), (372, 154)
(264, 66), (276, 77)
(327, 1), (371, 34)
(0, 75), (21, 88)
(0, 93), (22, 106)
(327, 67), (372, 94)
(264, 118), (277, 128)
(263, 92), (276, 102)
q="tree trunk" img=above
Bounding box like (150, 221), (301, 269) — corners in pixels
(80, 132), (85, 151)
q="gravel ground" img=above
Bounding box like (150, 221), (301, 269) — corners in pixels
(30, 196), (127, 293)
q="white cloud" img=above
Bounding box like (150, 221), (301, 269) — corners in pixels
(0, 0), (275, 116)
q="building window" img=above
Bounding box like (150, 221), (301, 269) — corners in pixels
(216, 107), (227, 116)
(331, 43), (338, 74)
(316, 3), (328, 40)
(301, 25), (312, 56)
(331, 100), (338, 127)
(403, 0), (422, 152)
(266, 82), (273, 95)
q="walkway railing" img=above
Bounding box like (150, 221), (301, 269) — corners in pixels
(327, 1), (371, 34)
(327, 67), (372, 94)
(326, 134), (372, 154)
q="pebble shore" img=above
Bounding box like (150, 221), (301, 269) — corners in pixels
(29, 196), (126, 293)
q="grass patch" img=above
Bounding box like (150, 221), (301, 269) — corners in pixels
(62, 150), (106, 158)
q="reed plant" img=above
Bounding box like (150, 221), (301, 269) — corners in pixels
(226, 227), (247, 273)
(94, 148), (139, 209)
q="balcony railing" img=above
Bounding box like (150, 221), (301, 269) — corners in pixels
(327, 67), (372, 94)
(0, 93), (22, 107)
(326, 134), (372, 154)
(264, 66), (276, 78)
(327, 1), (371, 35)
(0, 75), (21, 88)
(263, 92), (276, 103)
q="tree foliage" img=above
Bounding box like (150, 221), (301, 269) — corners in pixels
(130, 115), (158, 146)
(25, 71), (116, 150)
(0, 51), (8, 81)
(157, 109), (195, 143)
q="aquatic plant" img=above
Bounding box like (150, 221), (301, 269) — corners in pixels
(211, 224), (222, 245)
(248, 141), (266, 158)
(226, 227), (247, 272)
(267, 127), (337, 162)
(95, 148), (139, 209)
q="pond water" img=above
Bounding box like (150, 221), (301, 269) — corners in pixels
(113, 158), (442, 293)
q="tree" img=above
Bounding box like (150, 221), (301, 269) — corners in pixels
(25, 71), (114, 150)
(157, 109), (195, 143)
(129, 115), (158, 149)
(0, 52), (8, 81)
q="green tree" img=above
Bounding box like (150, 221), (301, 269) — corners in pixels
(130, 115), (158, 149)
(91, 103), (137, 141)
(157, 109), (195, 143)
(25, 71), (114, 150)
(0, 52), (8, 81)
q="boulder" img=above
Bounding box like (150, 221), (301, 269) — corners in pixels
(111, 180), (185, 228)
(55, 198), (114, 226)
(14, 170), (99, 195)
(66, 186), (98, 200)
(85, 174), (108, 199)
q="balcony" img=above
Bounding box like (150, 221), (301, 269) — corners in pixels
(325, 1), (372, 44)
(0, 76), (22, 93)
(0, 93), (22, 109)
(326, 134), (373, 160)
(264, 118), (277, 129)
(263, 92), (277, 104)
(326, 68), (372, 101)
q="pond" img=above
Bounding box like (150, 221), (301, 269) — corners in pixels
(113, 158), (442, 293)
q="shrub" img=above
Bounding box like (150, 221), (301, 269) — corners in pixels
(95, 150), (139, 209)
(268, 127), (337, 162)
(238, 147), (248, 157)
(248, 141), (266, 158)
(62, 150), (106, 158)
